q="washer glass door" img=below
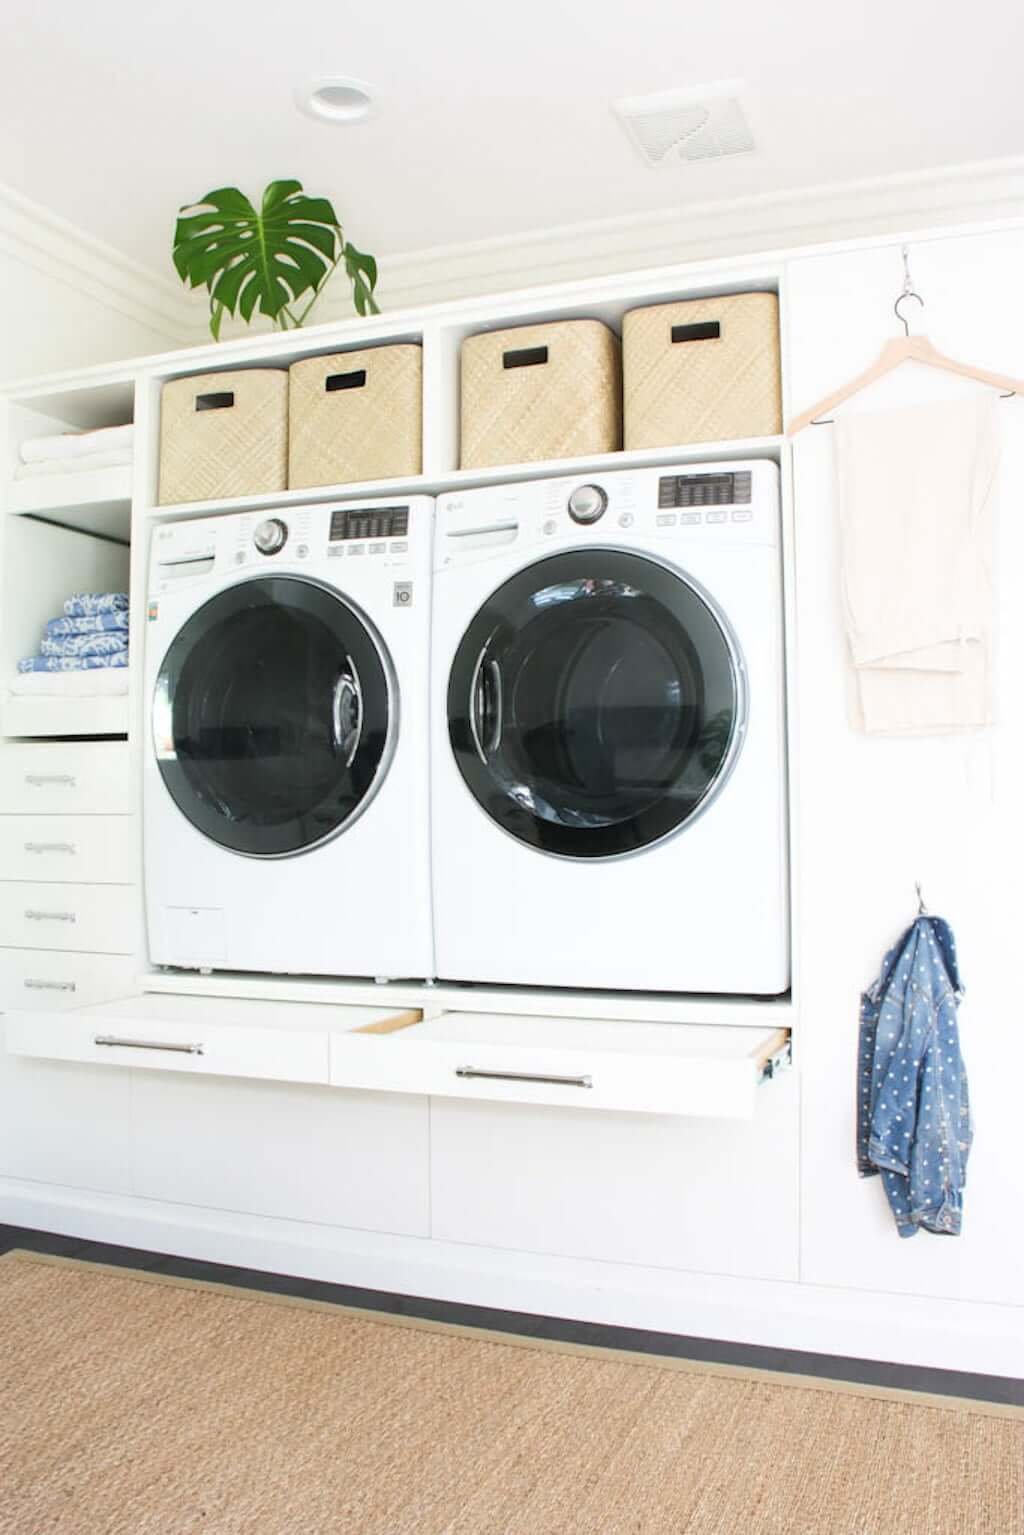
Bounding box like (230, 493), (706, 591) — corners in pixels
(154, 576), (393, 856)
(447, 550), (743, 858)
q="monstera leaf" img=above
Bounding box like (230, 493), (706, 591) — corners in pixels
(173, 180), (379, 339)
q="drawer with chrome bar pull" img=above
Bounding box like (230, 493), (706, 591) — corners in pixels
(0, 883), (138, 954)
(0, 950), (140, 1011)
(0, 742), (132, 816)
(0, 816), (135, 884)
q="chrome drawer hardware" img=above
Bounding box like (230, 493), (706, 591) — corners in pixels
(24, 774), (76, 788)
(455, 1065), (593, 1089)
(94, 1035), (205, 1056)
(758, 1038), (793, 1083)
(25, 910), (76, 923)
(24, 842), (77, 855)
(24, 978), (76, 992)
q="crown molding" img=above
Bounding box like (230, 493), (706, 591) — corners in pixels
(13, 155), (1024, 353)
(0, 181), (194, 344)
(306, 153), (1024, 321)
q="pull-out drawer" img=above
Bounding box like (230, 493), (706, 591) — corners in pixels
(4, 993), (790, 1118)
(4, 993), (422, 1087)
(0, 742), (131, 816)
(0, 949), (139, 1010)
(0, 815), (135, 884)
(0, 882), (139, 953)
(331, 1011), (791, 1119)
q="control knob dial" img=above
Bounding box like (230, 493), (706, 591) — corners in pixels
(253, 517), (288, 555)
(567, 484), (608, 524)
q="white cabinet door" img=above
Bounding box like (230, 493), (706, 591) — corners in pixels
(131, 1071), (430, 1237)
(430, 1073), (800, 1281)
(0, 1023), (133, 1195)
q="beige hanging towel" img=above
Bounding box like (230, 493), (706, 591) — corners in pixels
(834, 396), (999, 735)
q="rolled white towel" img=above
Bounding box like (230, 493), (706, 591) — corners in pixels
(19, 423), (134, 465)
(14, 449), (134, 480)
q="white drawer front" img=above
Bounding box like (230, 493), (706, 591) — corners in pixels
(330, 1012), (791, 1119)
(0, 994), (412, 1086)
(6, 1013), (327, 1084)
(0, 882), (139, 954)
(0, 742), (132, 815)
(0, 949), (139, 1010)
(0, 815), (135, 884)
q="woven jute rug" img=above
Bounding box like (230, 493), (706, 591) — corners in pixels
(0, 1250), (1020, 1535)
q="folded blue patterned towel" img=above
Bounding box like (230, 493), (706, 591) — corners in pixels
(63, 593), (129, 617)
(18, 652), (130, 673)
(47, 612), (129, 636)
(40, 632), (129, 658)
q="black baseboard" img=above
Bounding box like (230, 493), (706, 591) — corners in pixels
(2, 1222), (1019, 1407)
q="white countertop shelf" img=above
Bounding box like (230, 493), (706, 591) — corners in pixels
(147, 436), (786, 522)
(7, 465), (133, 541)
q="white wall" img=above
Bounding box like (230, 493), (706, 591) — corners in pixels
(786, 229), (1024, 1311)
(0, 184), (188, 379)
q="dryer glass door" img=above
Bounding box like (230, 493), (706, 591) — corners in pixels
(154, 576), (393, 856)
(447, 550), (743, 859)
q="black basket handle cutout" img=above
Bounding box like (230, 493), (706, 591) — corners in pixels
(503, 345), (549, 369)
(326, 369), (368, 392)
(671, 322), (721, 344)
(195, 391), (235, 412)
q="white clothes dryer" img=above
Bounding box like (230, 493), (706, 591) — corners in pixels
(430, 463), (789, 995)
(144, 497), (434, 979)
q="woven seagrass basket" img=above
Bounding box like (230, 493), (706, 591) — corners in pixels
(288, 345), (422, 489)
(158, 370), (288, 505)
(623, 293), (782, 449)
(460, 320), (621, 469)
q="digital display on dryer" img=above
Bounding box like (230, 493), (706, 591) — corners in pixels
(330, 507), (410, 541)
(657, 472), (752, 509)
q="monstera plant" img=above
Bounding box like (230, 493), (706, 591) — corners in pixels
(172, 179), (379, 339)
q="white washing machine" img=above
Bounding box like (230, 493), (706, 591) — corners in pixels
(144, 497), (434, 979)
(430, 462), (789, 995)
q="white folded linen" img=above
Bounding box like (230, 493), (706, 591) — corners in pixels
(835, 396), (998, 735)
(13, 449), (134, 480)
(8, 668), (129, 698)
(19, 423), (135, 465)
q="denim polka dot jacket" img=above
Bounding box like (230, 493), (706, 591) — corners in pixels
(858, 915), (972, 1237)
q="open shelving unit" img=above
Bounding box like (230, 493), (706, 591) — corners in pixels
(0, 373), (135, 740)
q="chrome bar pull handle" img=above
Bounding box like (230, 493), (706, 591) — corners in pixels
(25, 909), (76, 923)
(24, 978), (76, 992)
(94, 1035), (204, 1056)
(455, 1065), (592, 1089)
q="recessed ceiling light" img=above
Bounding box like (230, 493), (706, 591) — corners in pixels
(296, 77), (374, 124)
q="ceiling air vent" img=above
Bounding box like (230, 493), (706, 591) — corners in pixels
(613, 82), (755, 168)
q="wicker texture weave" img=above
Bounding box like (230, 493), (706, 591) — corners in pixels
(288, 345), (423, 489)
(158, 370), (288, 505)
(623, 293), (782, 448)
(460, 320), (621, 469)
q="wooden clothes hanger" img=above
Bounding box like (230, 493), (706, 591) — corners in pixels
(787, 247), (1024, 436)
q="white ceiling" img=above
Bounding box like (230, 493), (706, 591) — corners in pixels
(1, 0), (1022, 278)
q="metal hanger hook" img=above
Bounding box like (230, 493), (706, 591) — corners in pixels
(915, 881), (928, 915)
(894, 290), (925, 337)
